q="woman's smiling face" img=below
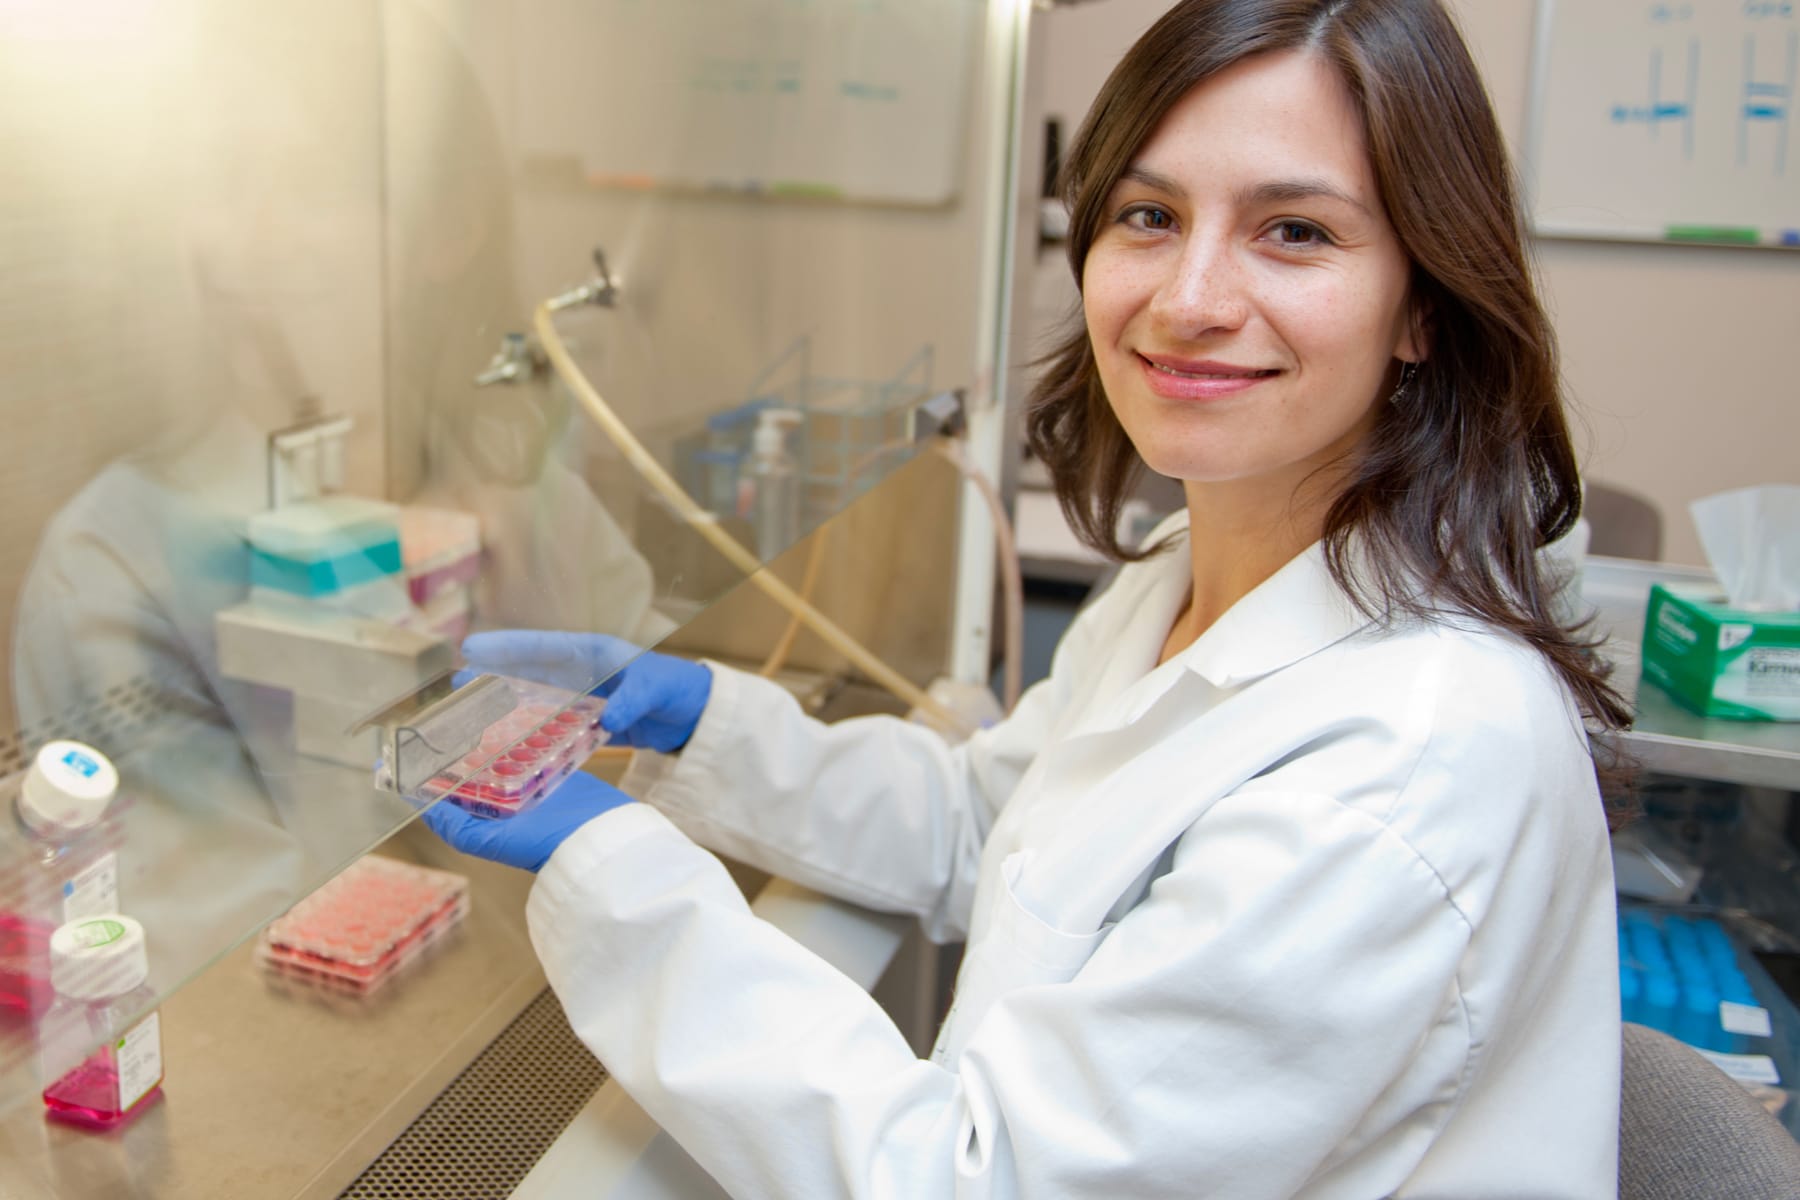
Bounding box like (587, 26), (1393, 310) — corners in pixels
(1081, 49), (1423, 509)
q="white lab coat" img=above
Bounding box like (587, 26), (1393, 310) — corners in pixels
(529, 515), (1621, 1199)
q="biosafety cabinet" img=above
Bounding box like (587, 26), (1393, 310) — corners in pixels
(0, 1), (1032, 1193)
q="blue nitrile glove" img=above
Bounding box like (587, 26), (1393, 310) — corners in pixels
(461, 630), (713, 753)
(420, 771), (632, 872)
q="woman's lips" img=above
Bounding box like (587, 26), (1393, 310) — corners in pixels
(1136, 353), (1279, 400)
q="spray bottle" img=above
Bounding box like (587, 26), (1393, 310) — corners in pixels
(737, 409), (803, 562)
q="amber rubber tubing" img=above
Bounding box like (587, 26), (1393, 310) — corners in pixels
(534, 301), (968, 735)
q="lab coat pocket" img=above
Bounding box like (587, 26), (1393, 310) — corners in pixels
(933, 851), (1114, 1065)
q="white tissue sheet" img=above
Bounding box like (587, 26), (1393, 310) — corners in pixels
(1691, 486), (1800, 612)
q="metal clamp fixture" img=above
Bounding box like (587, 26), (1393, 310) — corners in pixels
(474, 332), (546, 387)
(911, 388), (968, 442)
(545, 246), (621, 313)
(475, 247), (621, 386)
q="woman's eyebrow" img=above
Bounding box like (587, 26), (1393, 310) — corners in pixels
(1116, 164), (1370, 218)
(1238, 177), (1371, 216)
(1117, 164), (1186, 198)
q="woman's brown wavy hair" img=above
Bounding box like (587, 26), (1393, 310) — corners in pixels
(1025, 0), (1633, 772)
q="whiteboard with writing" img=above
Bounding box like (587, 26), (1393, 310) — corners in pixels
(515, 0), (981, 206)
(1527, 0), (1799, 248)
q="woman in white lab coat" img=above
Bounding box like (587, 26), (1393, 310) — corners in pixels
(426, 1), (1633, 1195)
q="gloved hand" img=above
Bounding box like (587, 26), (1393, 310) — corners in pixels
(461, 630), (714, 754)
(420, 771), (632, 872)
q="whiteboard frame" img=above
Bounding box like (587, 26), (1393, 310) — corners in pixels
(1523, 0), (1800, 252)
(513, 0), (983, 210)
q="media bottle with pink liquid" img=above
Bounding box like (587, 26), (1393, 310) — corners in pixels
(0, 742), (123, 1017)
(39, 914), (163, 1129)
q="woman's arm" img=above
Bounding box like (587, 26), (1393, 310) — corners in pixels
(528, 792), (1478, 1200)
(621, 646), (1078, 943)
(612, 561), (1114, 942)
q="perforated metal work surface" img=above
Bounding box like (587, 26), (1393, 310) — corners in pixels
(336, 987), (607, 1200)
(2, 676), (173, 775)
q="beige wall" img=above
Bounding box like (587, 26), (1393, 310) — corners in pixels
(1028, 0), (1799, 567)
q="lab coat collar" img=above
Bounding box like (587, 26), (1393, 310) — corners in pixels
(1146, 512), (1378, 690)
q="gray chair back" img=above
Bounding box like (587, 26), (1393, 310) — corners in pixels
(1620, 1022), (1800, 1199)
(1585, 481), (1664, 562)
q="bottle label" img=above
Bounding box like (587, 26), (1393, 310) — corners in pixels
(60, 851), (119, 923)
(114, 1012), (162, 1111)
(57, 749), (102, 779)
(67, 917), (127, 949)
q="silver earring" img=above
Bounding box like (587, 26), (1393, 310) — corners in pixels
(1388, 361), (1418, 405)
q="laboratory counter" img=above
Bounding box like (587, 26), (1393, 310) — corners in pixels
(0, 814), (918, 1199)
(0, 821), (549, 1198)
(1585, 556), (1800, 793)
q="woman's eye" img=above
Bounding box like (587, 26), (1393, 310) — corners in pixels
(1122, 205), (1174, 231)
(1272, 221), (1330, 246)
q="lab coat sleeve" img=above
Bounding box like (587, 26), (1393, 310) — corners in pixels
(617, 615), (1091, 943)
(12, 510), (214, 732)
(529, 790), (1473, 1200)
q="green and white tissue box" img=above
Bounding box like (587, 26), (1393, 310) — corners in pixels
(1641, 583), (1800, 721)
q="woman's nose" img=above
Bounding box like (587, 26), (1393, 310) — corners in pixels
(1148, 235), (1249, 338)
